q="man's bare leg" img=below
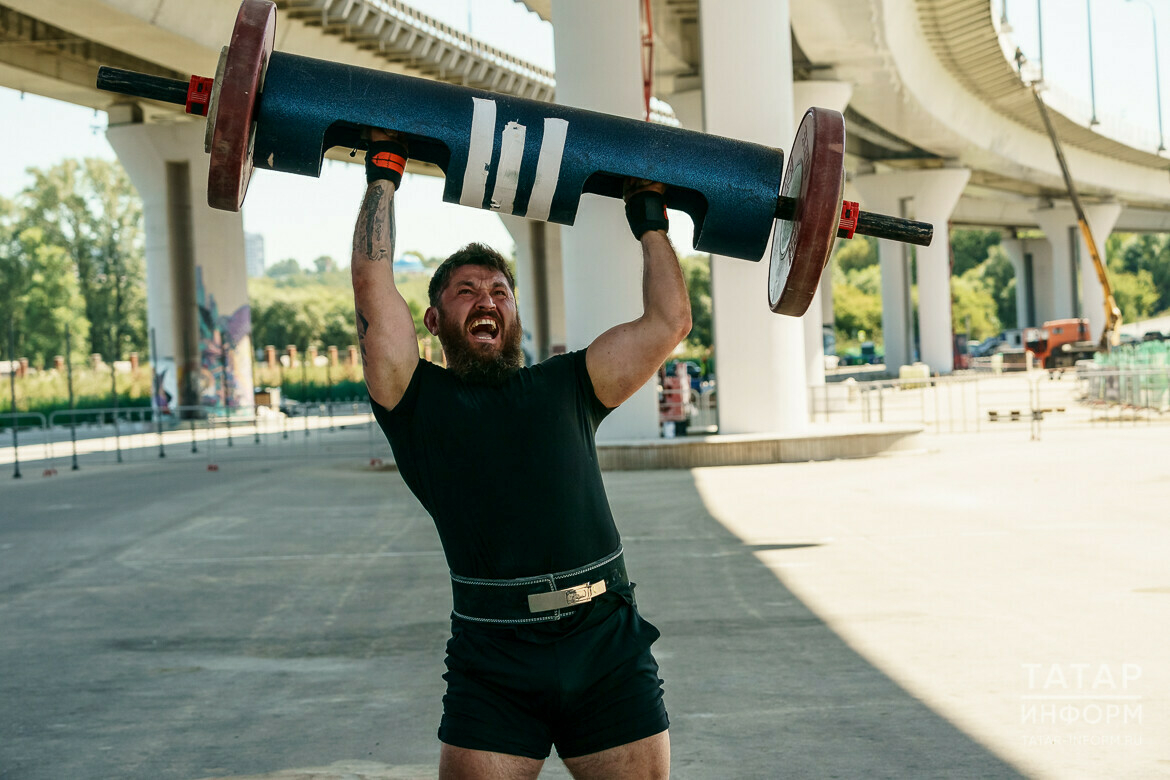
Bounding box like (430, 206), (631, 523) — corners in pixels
(438, 744), (544, 780)
(562, 730), (670, 780)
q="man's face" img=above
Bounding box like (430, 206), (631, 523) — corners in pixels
(426, 265), (523, 384)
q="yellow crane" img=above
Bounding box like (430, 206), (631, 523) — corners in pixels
(1017, 50), (1122, 351)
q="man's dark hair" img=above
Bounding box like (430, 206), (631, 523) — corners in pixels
(428, 243), (516, 307)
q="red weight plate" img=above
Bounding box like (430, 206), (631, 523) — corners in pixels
(207, 0), (276, 211)
(768, 108), (846, 316)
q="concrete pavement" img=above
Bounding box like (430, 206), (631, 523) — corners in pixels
(0, 423), (1166, 778)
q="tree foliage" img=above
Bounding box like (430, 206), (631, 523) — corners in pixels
(17, 158), (145, 359)
(266, 258), (302, 278)
(680, 254), (712, 350)
(0, 208), (90, 366)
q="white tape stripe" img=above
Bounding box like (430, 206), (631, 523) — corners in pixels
(489, 121), (527, 214)
(460, 97), (496, 208)
(525, 118), (568, 222)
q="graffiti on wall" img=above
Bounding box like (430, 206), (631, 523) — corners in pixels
(196, 266), (253, 410)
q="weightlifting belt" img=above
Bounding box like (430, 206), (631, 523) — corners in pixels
(450, 546), (628, 625)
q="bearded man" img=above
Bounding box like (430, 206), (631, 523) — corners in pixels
(352, 128), (691, 780)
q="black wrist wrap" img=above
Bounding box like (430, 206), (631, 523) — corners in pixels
(365, 140), (409, 188)
(625, 190), (669, 240)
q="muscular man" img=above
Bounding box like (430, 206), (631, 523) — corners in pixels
(352, 128), (691, 780)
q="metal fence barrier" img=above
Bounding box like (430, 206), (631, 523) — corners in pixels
(1, 401), (387, 477)
(810, 363), (1170, 439)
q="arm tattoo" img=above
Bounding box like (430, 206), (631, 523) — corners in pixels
(355, 306), (370, 365)
(356, 184), (395, 262)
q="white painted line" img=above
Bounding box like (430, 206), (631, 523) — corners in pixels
(525, 117), (568, 221)
(489, 121), (527, 214)
(460, 97), (496, 208)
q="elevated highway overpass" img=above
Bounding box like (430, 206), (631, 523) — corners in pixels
(2, 0), (1168, 437)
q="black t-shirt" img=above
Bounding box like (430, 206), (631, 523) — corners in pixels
(371, 350), (620, 580)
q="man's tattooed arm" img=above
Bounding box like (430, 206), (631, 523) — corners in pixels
(350, 178), (417, 409)
(354, 182), (395, 263)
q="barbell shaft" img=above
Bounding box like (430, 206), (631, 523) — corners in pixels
(774, 196), (932, 247)
(97, 68), (188, 106)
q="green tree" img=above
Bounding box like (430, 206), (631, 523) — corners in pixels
(266, 258), (302, 278)
(1110, 233), (1170, 314)
(831, 259), (883, 342)
(1109, 269), (1159, 322)
(0, 208), (89, 367)
(319, 302), (356, 348)
(680, 254), (712, 349)
(18, 158), (146, 360)
(1106, 245), (1161, 322)
(250, 299), (318, 350)
(312, 255), (338, 274)
(834, 235), (878, 272)
(981, 246), (1018, 329)
(951, 268), (1000, 339)
(950, 229), (1001, 276)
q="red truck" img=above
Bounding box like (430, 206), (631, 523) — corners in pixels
(1024, 318), (1096, 369)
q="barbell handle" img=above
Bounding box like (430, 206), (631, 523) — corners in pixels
(97, 66), (189, 106)
(775, 195), (933, 247)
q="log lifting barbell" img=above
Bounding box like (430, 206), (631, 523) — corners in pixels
(95, 0), (932, 317)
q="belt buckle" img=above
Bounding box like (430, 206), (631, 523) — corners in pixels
(527, 578), (607, 614)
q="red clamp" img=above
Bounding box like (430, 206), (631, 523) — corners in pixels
(186, 75), (214, 117)
(839, 200), (859, 240)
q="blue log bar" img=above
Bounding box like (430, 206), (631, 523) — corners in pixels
(253, 51), (784, 263)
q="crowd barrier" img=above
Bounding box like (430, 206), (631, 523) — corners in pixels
(811, 362), (1170, 439)
(1, 401), (387, 477)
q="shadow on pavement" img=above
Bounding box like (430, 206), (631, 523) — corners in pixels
(0, 458), (1024, 779)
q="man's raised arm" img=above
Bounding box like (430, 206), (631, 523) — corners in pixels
(586, 180), (692, 408)
(351, 129), (419, 409)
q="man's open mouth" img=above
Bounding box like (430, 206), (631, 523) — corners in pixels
(468, 317), (500, 341)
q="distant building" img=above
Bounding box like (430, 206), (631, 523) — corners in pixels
(244, 232), (266, 278)
(394, 254), (429, 274)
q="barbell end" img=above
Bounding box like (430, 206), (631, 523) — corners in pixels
(775, 195), (933, 247)
(96, 66), (189, 107)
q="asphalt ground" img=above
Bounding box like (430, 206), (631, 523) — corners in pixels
(0, 423), (1167, 779)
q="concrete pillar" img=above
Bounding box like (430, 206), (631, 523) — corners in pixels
(793, 81), (853, 386)
(1080, 204), (1122, 341)
(1031, 202), (1120, 339)
(1031, 206), (1080, 323)
(107, 119), (253, 411)
(551, 0), (656, 440)
(1000, 237), (1036, 329)
(999, 238), (1030, 329)
(853, 168), (970, 374)
(700, 0), (807, 434)
(498, 213), (566, 362)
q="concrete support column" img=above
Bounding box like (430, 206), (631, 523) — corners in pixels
(999, 238), (1033, 329)
(853, 168), (970, 374)
(106, 118), (253, 411)
(700, 0), (807, 434)
(551, 0), (656, 440)
(793, 81), (853, 386)
(1030, 206), (1080, 323)
(498, 213), (566, 362)
(1080, 204), (1122, 341)
(1030, 203), (1119, 339)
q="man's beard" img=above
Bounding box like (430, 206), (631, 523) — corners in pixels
(437, 308), (525, 385)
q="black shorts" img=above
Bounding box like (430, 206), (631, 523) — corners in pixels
(438, 585), (669, 760)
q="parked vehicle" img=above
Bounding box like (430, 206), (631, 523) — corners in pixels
(1024, 318), (1097, 369)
